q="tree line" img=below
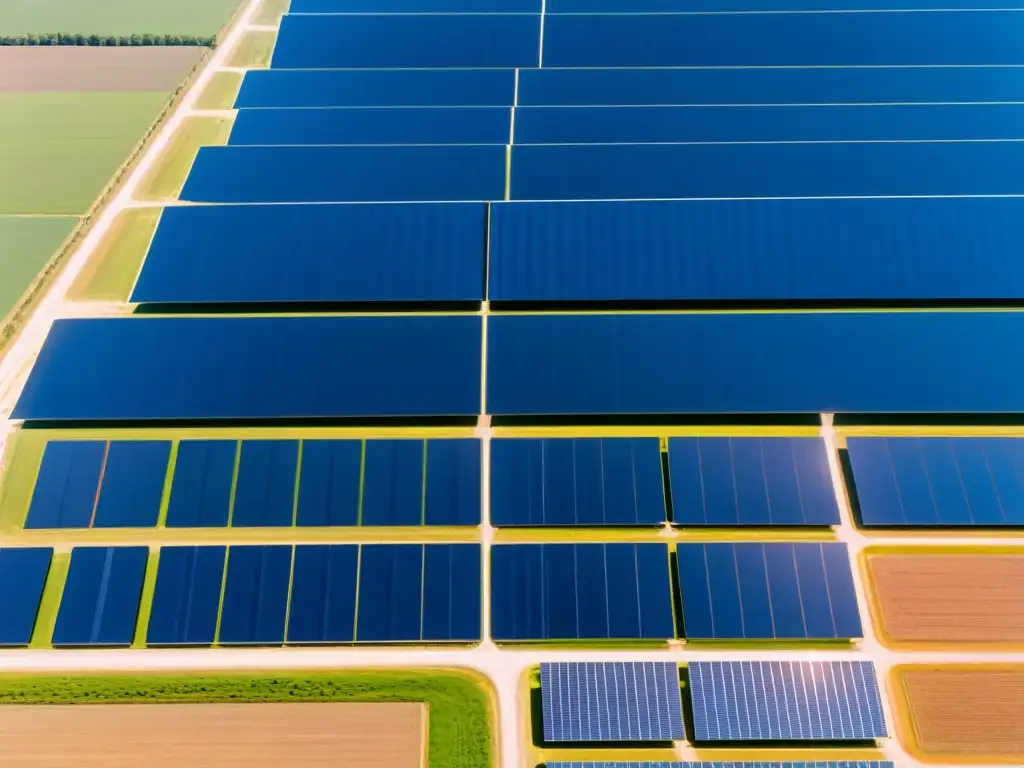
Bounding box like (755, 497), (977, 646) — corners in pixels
(0, 33), (215, 47)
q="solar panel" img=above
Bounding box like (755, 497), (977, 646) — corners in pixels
(92, 441), (171, 528)
(361, 440), (425, 526)
(687, 660), (887, 742)
(846, 437), (1024, 527)
(147, 546), (226, 646)
(287, 544), (359, 643)
(541, 662), (684, 742)
(218, 545), (292, 645)
(0, 548), (52, 647)
(52, 547), (148, 647)
(424, 439), (482, 526)
(291, 0), (540, 10)
(165, 440), (236, 528)
(231, 440), (299, 527)
(296, 441), (363, 527)
(24, 441), (105, 529)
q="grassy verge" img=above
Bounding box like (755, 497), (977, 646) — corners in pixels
(228, 30), (277, 68)
(195, 71), (243, 110)
(0, 429), (47, 532)
(136, 116), (233, 201)
(65, 207), (162, 302)
(29, 551), (70, 649)
(255, 0), (292, 25)
(0, 670), (495, 768)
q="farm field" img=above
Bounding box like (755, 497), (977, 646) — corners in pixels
(67, 208), (162, 302)
(0, 216), (77, 319)
(865, 552), (1024, 646)
(0, 0), (243, 37)
(0, 48), (204, 92)
(0, 702), (424, 767)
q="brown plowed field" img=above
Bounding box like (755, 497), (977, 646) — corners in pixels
(897, 667), (1024, 762)
(0, 702), (424, 767)
(0, 48), (204, 92)
(866, 553), (1024, 645)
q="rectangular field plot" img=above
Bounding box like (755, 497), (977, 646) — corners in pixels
(677, 542), (862, 640)
(866, 553), (1024, 645)
(147, 546), (226, 646)
(895, 666), (1024, 762)
(134, 203), (488, 305)
(541, 661), (684, 742)
(13, 315), (482, 422)
(52, 546), (147, 647)
(688, 660), (887, 743)
(490, 437), (665, 526)
(846, 437), (1024, 527)
(218, 545), (292, 645)
(490, 543), (675, 641)
(0, 548), (52, 647)
(165, 440), (236, 528)
(668, 437), (838, 526)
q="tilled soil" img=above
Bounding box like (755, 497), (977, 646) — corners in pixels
(0, 47), (204, 91)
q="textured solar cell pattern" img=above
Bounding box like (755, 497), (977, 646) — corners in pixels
(165, 441), (236, 528)
(52, 547), (148, 647)
(688, 661), (887, 742)
(846, 437), (1024, 527)
(677, 543), (862, 640)
(24, 441), (105, 529)
(541, 662), (684, 742)
(218, 545), (292, 645)
(0, 548), (52, 646)
(147, 546), (226, 646)
(232, 440), (299, 527)
(92, 441), (170, 528)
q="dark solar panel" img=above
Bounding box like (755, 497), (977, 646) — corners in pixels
(231, 440), (299, 527)
(146, 546), (226, 646)
(165, 440), (236, 528)
(24, 441), (105, 529)
(92, 441), (171, 528)
(52, 547), (148, 647)
(0, 548), (52, 647)
(218, 545), (292, 645)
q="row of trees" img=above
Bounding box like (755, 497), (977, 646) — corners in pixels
(0, 33), (215, 46)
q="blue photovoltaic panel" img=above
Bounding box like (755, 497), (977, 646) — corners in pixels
(236, 69), (517, 108)
(490, 437), (665, 526)
(421, 543), (481, 641)
(0, 548), (52, 646)
(677, 542), (863, 640)
(846, 437), (1024, 527)
(541, 662), (684, 742)
(490, 543), (675, 641)
(13, 315), (482, 421)
(517, 66), (1024, 107)
(231, 440), (299, 527)
(513, 104), (1024, 144)
(52, 546), (148, 647)
(135, 203), (487, 305)
(181, 145), (507, 204)
(542, 12), (1024, 67)
(230, 107), (512, 146)
(486, 312), (1024, 416)
(218, 545), (292, 645)
(92, 441), (171, 528)
(546, 763), (896, 768)
(291, 0), (540, 9)
(510, 142), (1024, 201)
(424, 439), (481, 526)
(489, 198), (1024, 303)
(356, 544), (424, 642)
(667, 437), (839, 526)
(146, 546), (226, 646)
(24, 441), (104, 529)
(296, 440), (362, 527)
(165, 440), (236, 528)
(287, 544), (358, 643)
(361, 440), (424, 526)
(550, 0), (1007, 6)
(688, 660), (887, 742)
(273, 13), (540, 68)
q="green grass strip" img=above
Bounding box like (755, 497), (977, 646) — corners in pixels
(351, 544), (363, 642)
(291, 440), (303, 527)
(29, 551), (70, 649)
(420, 438), (428, 526)
(212, 547), (231, 645)
(226, 440), (241, 527)
(356, 440), (366, 526)
(282, 545), (296, 644)
(132, 548), (160, 648)
(154, 441), (179, 528)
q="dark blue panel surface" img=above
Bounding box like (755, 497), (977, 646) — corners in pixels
(847, 437), (1024, 526)
(52, 547), (148, 647)
(296, 440), (362, 527)
(489, 198), (1024, 303)
(543, 12), (1024, 67)
(24, 441), (104, 529)
(490, 437), (665, 526)
(667, 438), (838, 526)
(92, 441), (170, 528)
(136, 203), (487, 305)
(518, 66), (1024, 107)
(421, 543), (482, 641)
(362, 440), (424, 526)
(0, 548), (52, 646)
(677, 543), (862, 640)
(232, 440), (298, 527)
(165, 440), (236, 528)
(356, 544), (424, 641)
(182, 145), (507, 204)
(146, 546), (225, 646)
(688, 661), (887, 741)
(237, 68), (517, 108)
(14, 315), (482, 421)
(230, 107), (511, 146)
(273, 13), (540, 68)
(287, 545), (358, 643)
(510, 142), (1024, 201)
(424, 439), (481, 526)
(219, 545), (292, 645)
(551, 0), (1014, 6)
(487, 312), (1024, 416)
(490, 543), (674, 640)
(292, 0), (540, 9)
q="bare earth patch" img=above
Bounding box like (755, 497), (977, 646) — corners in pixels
(0, 702), (425, 767)
(0, 48), (205, 92)
(897, 667), (1024, 762)
(867, 553), (1024, 645)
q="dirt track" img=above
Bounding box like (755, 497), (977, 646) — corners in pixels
(0, 48), (205, 92)
(866, 553), (1024, 645)
(0, 702), (424, 767)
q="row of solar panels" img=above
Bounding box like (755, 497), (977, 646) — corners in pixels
(16, 313), (1024, 419)
(269, 11), (1024, 68)
(545, 765), (894, 768)
(289, 0), (1008, 11)
(540, 660), (887, 743)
